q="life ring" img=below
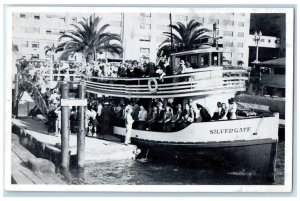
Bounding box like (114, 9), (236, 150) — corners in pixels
(148, 78), (158, 93)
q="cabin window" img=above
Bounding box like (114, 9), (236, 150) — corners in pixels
(198, 53), (209, 67)
(211, 52), (220, 66)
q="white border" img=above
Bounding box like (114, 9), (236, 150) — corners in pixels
(3, 5), (294, 193)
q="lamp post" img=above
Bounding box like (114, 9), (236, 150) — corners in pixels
(212, 23), (223, 50)
(253, 31), (262, 63)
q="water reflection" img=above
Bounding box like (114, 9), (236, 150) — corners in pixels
(67, 141), (284, 185)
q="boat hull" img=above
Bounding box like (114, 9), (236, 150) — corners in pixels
(113, 114), (279, 181)
(131, 137), (277, 179)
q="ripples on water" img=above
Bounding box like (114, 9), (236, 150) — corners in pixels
(68, 141), (284, 185)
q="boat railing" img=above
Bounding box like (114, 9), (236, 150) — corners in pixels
(83, 68), (249, 98)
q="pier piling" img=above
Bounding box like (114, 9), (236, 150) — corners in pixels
(61, 83), (70, 169)
(77, 82), (86, 168)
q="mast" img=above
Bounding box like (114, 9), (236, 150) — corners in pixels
(169, 13), (174, 51)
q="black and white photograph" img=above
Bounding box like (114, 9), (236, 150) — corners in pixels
(3, 4), (294, 193)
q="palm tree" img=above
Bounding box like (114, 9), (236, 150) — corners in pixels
(157, 19), (212, 59)
(44, 45), (56, 61)
(55, 15), (123, 62)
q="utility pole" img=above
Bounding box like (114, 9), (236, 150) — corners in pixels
(60, 83), (70, 169)
(77, 83), (86, 168)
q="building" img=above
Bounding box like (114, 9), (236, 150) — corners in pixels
(12, 12), (123, 63)
(12, 12), (277, 67)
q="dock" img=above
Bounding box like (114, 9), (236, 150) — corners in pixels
(11, 133), (67, 184)
(12, 118), (138, 166)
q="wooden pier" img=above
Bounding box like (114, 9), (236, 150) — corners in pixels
(12, 118), (138, 165)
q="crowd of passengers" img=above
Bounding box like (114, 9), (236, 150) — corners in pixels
(40, 88), (238, 136)
(79, 97), (238, 137)
(16, 56), (195, 87)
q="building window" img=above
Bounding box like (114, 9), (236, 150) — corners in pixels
(46, 30), (51, 34)
(32, 42), (39, 48)
(238, 22), (244, 27)
(72, 17), (77, 23)
(223, 31), (233, 37)
(268, 39), (271, 43)
(20, 41), (29, 47)
(261, 39), (265, 42)
(20, 14), (26, 18)
(237, 42), (243, 48)
(140, 48), (150, 54)
(140, 23), (151, 30)
(34, 15), (40, 20)
(59, 30), (65, 35)
(140, 13), (151, 17)
(237, 32), (244, 37)
(139, 36), (151, 42)
(224, 42), (234, 47)
(223, 20), (234, 26)
(274, 68), (285, 75)
(175, 15), (188, 21)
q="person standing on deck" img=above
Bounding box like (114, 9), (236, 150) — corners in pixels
(100, 102), (113, 135)
(138, 105), (148, 130)
(124, 107), (134, 145)
(212, 102), (222, 120)
(219, 103), (229, 120)
(171, 104), (183, 131)
(132, 102), (140, 121)
(228, 98), (237, 120)
(47, 101), (58, 136)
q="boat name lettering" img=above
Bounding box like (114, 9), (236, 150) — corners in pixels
(209, 127), (251, 134)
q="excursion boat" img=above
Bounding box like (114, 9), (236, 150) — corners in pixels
(83, 47), (279, 180)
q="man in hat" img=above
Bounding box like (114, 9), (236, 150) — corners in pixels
(100, 102), (114, 135)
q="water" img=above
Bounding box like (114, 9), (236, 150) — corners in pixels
(66, 141), (285, 185)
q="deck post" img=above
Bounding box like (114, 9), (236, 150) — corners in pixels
(61, 83), (70, 169)
(77, 82), (86, 168)
(13, 73), (19, 117)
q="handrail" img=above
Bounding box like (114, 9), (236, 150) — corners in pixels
(19, 78), (49, 116)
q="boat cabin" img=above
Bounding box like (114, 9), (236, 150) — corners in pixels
(171, 47), (224, 73)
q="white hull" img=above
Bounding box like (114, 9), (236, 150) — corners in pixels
(114, 114), (279, 144)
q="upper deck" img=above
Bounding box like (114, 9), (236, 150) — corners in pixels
(84, 66), (248, 99)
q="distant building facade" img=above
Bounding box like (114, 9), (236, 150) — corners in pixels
(12, 12), (279, 66)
